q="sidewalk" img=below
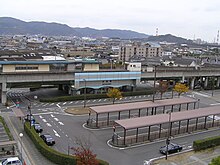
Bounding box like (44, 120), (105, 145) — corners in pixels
(2, 112), (55, 165)
(151, 146), (220, 165)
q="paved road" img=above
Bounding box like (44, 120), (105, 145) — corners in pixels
(5, 88), (220, 165)
(0, 112), (55, 165)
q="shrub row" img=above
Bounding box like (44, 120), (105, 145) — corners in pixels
(24, 122), (109, 165)
(40, 90), (154, 102)
(0, 116), (13, 140)
(193, 135), (220, 151)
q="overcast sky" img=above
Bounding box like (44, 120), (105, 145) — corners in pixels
(1, 0), (220, 42)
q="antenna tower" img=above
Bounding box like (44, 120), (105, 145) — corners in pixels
(156, 28), (158, 36)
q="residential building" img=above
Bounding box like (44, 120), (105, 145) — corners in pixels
(119, 42), (163, 63)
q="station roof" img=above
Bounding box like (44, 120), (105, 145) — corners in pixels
(0, 60), (72, 65)
(90, 97), (197, 114)
(115, 105), (220, 130)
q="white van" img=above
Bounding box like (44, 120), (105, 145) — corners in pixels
(0, 157), (22, 165)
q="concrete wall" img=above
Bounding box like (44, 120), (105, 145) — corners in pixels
(2, 64), (50, 72)
(74, 72), (141, 89)
(3, 65), (15, 72)
(83, 64), (99, 71)
(38, 65), (50, 72)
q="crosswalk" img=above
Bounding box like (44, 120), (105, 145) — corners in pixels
(30, 95), (153, 108)
(7, 90), (179, 110)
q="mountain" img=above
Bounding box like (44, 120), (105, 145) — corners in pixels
(0, 17), (149, 39)
(146, 34), (193, 44)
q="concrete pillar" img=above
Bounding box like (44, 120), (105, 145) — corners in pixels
(190, 77), (195, 90)
(1, 83), (7, 104)
(68, 85), (72, 95)
(204, 77), (208, 88)
(182, 76), (185, 82)
(217, 77), (220, 87)
(58, 84), (63, 90)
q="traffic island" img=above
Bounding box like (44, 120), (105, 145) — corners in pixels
(65, 107), (93, 115)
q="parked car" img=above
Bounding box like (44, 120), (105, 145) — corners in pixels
(34, 123), (43, 133)
(159, 143), (182, 155)
(0, 157), (22, 165)
(40, 134), (55, 146)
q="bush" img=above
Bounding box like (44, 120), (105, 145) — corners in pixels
(210, 156), (220, 165)
(193, 136), (220, 151)
(0, 116), (13, 140)
(24, 122), (109, 165)
(40, 90), (154, 102)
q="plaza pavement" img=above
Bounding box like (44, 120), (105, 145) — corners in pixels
(67, 107), (220, 165)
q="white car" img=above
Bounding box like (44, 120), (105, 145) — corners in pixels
(0, 157), (22, 165)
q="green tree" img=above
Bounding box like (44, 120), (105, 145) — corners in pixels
(107, 88), (122, 104)
(210, 156), (220, 165)
(173, 83), (189, 97)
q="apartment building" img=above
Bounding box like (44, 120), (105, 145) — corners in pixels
(119, 42), (163, 63)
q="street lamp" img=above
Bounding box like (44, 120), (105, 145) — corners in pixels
(19, 133), (23, 164)
(152, 66), (157, 102)
(28, 102), (32, 129)
(83, 79), (87, 108)
(166, 111), (171, 160)
(212, 76), (214, 97)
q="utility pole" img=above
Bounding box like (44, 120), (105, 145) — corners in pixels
(152, 66), (157, 102)
(83, 79), (87, 108)
(166, 111), (171, 160)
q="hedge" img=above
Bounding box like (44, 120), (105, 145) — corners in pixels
(0, 116), (13, 140)
(40, 90), (154, 102)
(193, 136), (220, 151)
(24, 122), (109, 165)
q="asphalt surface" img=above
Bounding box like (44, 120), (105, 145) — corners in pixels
(0, 112), (56, 165)
(3, 88), (220, 165)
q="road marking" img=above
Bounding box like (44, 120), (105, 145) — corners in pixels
(58, 122), (64, 125)
(104, 99), (107, 101)
(50, 114), (55, 118)
(192, 91), (211, 97)
(69, 101), (73, 104)
(50, 103), (54, 106)
(75, 101), (79, 104)
(56, 103), (61, 108)
(33, 112), (53, 115)
(43, 103), (48, 107)
(98, 99), (102, 102)
(63, 102), (67, 105)
(53, 129), (60, 137)
(87, 100), (90, 103)
(42, 119), (47, 122)
(93, 100), (96, 102)
(54, 118), (59, 121)
(81, 101), (84, 103)
(39, 115), (43, 119)
(210, 103), (220, 106)
(46, 123), (52, 127)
